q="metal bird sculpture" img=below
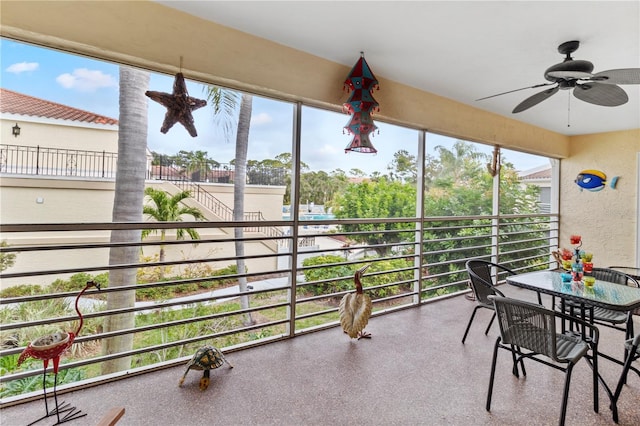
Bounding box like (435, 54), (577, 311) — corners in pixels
(17, 280), (100, 425)
(339, 264), (373, 339)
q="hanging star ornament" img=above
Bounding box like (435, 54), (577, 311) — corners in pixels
(145, 72), (207, 137)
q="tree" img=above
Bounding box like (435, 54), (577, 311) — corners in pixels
(420, 141), (541, 296)
(141, 187), (206, 272)
(332, 177), (417, 256)
(233, 93), (254, 326)
(102, 66), (149, 375)
(205, 86), (254, 326)
(173, 150), (220, 181)
(387, 149), (417, 183)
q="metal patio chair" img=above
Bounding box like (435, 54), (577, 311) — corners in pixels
(611, 333), (640, 423)
(558, 267), (638, 353)
(487, 296), (599, 426)
(461, 260), (514, 344)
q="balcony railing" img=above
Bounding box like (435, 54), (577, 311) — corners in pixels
(0, 213), (558, 406)
(0, 144), (119, 179)
(0, 145), (287, 186)
(150, 156), (287, 186)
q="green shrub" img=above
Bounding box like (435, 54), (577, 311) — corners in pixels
(301, 255), (354, 296)
(0, 284), (45, 298)
(49, 272), (109, 293)
(300, 255), (414, 298)
(0, 354), (86, 398)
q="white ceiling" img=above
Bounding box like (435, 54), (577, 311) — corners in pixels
(155, 1), (640, 136)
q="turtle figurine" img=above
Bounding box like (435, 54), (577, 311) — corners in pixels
(178, 345), (233, 390)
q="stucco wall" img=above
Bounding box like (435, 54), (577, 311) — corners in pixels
(561, 129), (640, 266)
(0, 177), (286, 287)
(1, 119), (118, 152)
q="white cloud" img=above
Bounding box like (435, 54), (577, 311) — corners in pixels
(250, 112), (272, 126)
(6, 62), (39, 74)
(56, 68), (117, 92)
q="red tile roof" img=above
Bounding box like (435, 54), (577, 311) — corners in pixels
(0, 88), (118, 125)
(520, 168), (551, 180)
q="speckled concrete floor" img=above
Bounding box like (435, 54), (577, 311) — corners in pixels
(1, 286), (638, 426)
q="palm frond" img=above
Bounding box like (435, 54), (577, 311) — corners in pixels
(204, 86), (241, 142)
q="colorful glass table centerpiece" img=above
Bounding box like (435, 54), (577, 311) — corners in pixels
(555, 235), (594, 284)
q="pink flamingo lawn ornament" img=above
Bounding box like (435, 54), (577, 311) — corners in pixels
(17, 280), (100, 425)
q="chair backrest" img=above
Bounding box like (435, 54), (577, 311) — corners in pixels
(590, 267), (638, 286)
(491, 295), (560, 361)
(590, 267), (640, 315)
(466, 260), (512, 305)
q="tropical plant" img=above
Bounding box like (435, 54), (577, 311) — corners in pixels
(102, 66), (149, 375)
(205, 85), (257, 325)
(232, 93), (255, 326)
(141, 187), (206, 267)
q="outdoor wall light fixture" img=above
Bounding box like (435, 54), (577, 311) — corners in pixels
(12, 123), (21, 137)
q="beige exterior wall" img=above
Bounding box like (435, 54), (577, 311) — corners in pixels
(561, 129), (640, 266)
(1, 118), (118, 152)
(0, 177), (287, 287)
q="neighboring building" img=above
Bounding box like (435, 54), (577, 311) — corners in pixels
(519, 164), (552, 213)
(0, 89), (286, 286)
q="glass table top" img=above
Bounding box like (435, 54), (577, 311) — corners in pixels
(507, 270), (640, 312)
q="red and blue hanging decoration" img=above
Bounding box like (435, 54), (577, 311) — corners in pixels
(343, 52), (379, 153)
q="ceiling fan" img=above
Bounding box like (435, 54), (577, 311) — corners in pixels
(477, 40), (640, 113)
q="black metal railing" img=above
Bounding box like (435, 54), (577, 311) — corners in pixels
(0, 144), (118, 178)
(0, 213), (557, 406)
(150, 156), (287, 186)
(0, 145), (287, 186)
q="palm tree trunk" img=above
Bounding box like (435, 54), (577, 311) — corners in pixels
(234, 94), (254, 326)
(102, 66), (149, 374)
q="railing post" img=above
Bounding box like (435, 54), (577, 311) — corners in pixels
(35, 145), (40, 175)
(102, 150), (106, 178)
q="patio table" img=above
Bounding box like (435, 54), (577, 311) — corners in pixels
(506, 269), (640, 409)
(506, 270), (640, 313)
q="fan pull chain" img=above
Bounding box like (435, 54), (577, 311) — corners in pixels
(567, 93), (571, 128)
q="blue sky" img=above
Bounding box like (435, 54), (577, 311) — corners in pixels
(1, 38), (548, 174)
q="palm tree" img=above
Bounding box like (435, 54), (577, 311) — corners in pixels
(205, 87), (254, 326)
(233, 94), (254, 325)
(141, 187), (205, 269)
(102, 66), (149, 375)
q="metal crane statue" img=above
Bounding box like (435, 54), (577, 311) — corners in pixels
(17, 280), (100, 425)
(339, 264), (373, 339)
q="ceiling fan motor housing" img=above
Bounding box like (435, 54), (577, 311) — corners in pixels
(545, 60), (594, 81)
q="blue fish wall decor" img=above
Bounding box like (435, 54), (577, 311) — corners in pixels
(575, 169), (619, 192)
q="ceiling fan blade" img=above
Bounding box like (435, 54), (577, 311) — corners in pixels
(591, 68), (640, 85)
(573, 82), (628, 106)
(512, 86), (559, 113)
(475, 82), (555, 101)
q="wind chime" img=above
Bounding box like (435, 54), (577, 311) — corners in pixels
(343, 52), (380, 153)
